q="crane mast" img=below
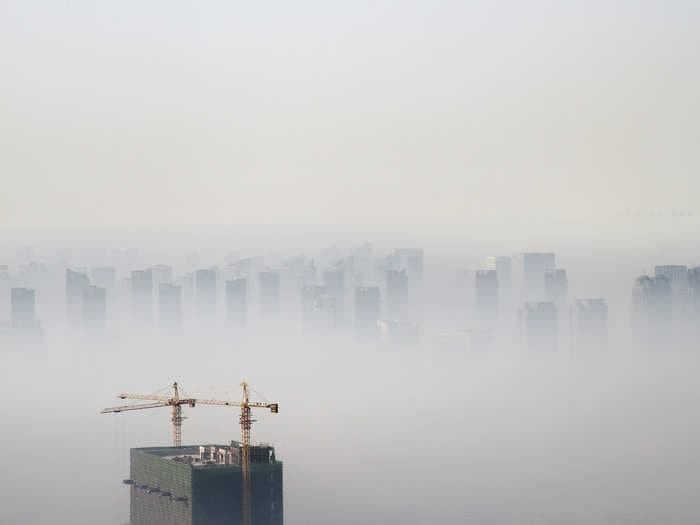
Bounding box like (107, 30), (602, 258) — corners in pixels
(102, 380), (279, 525)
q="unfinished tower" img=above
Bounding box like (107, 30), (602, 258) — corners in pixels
(127, 442), (283, 525)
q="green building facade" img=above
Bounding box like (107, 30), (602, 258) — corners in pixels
(128, 443), (283, 525)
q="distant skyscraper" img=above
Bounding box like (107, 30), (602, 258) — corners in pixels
(259, 271), (280, 319)
(632, 275), (672, 342)
(159, 283), (182, 328)
(354, 286), (380, 339)
(654, 265), (689, 318)
(10, 287), (42, 342)
(195, 269), (217, 320)
(323, 266), (344, 321)
(486, 256), (512, 303)
(571, 298), (608, 349)
(385, 269), (408, 320)
(11, 287), (36, 328)
(522, 253), (555, 301)
(66, 269), (89, 320)
(152, 265), (174, 287)
(91, 266), (116, 291)
(519, 301), (557, 351)
(128, 443), (283, 525)
(690, 267), (700, 315)
(301, 285), (335, 333)
(475, 269), (499, 322)
(225, 278), (248, 325)
(82, 285), (106, 326)
(131, 269), (154, 323)
(544, 268), (568, 312)
(0, 265), (9, 323)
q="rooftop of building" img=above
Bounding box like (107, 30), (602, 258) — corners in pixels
(133, 442), (279, 470)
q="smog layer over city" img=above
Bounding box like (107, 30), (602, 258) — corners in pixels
(2, 2), (700, 525)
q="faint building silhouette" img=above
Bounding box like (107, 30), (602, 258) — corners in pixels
(66, 269), (89, 321)
(323, 266), (345, 322)
(475, 269), (499, 323)
(225, 278), (248, 326)
(11, 287), (42, 342)
(91, 266), (116, 291)
(385, 269), (409, 320)
(486, 256), (512, 307)
(632, 275), (672, 344)
(301, 285), (335, 333)
(82, 285), (106, 327)
(519, 301), (557, 351)
(0, 265), (9, 323)
(151, 265), (174, 286)
(522, 253), (555, 301)
(195, 269), (217, 321)
(571, 298), (608, 350)
(654, 265), (689, 319)
(159, 283), (182, 329)
(131, 269), (154, 324)
(544, 268), (568, 312)
(354, 286), (380, 340)
(259, 271), (280, 319)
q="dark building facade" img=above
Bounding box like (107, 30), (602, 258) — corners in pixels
(128, 443), (283, 525)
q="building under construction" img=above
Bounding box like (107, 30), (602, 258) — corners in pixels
(127, 442), (283, 525)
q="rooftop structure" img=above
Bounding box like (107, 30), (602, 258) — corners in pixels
(128, 443), (282, 525)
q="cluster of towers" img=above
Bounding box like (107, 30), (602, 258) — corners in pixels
(2, 245), (699, 351)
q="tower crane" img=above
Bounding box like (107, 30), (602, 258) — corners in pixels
(101, 382), (195, 446)
(101, 381), (278, 525)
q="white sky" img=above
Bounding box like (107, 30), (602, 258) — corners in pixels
(1, 1), (698, 235)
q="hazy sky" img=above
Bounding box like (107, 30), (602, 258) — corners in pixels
(2, 1), (699, 235)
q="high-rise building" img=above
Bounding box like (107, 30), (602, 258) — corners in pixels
(654, 265), (689, 318)
(522, 253), (555, 301)
(151, 265), (174, 287)
(385, 269), (408, 320)
(11, 287), (36, 328)
(519, 301), (557, 351)
(571, 298), (608, 349)
(10, 287), (42, 343)
(301, 285), (335, 332)
(91, 267), (116, 291)
(0, 265), (9, 323)
(632, 275), (672, 342)
(82, 285), (106, 325)
(354, 286), (380, 339)
(195, 269), (217, 320)
(225, 279), (248, 325)
(486, 256), (512, 305)
(544, 268), (568, 312)
(322, 266), (344, 321)
(131, 269), (154, 323)
(66, 269), (89, 320)
(475, 269), (499, 322)
(259, 271), (280, 319)
(159, 283), (182, 328)
(690, 267), (700, 315)
(128, 443), (283, 525)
